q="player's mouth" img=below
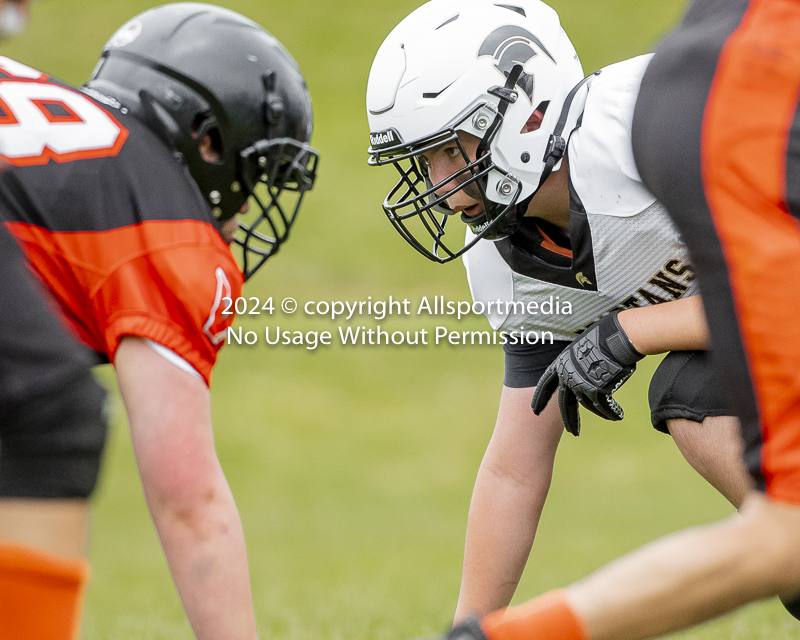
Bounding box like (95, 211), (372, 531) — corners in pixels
(220, 218), (239, 245)
(460, 203), (484, 219)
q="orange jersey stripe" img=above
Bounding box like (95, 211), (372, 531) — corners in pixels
(702, 0), (800, 502)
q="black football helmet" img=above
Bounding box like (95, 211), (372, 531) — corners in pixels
(86, 2), (318, 279)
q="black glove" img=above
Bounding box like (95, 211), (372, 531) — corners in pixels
(530, 311), (644, 436)
(446, 618), (489, 640)
(780, 591), (800, 621)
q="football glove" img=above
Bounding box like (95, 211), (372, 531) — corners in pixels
(446, 618), (489, 640)
(530, 310), (644, 436)
(780, 592), (800, 621)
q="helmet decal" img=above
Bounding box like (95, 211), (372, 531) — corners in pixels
(108, 20), (142, 48)
(478, 26), (555, 102)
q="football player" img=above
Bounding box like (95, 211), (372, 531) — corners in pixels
(450, 0), (800, 638)
(0, 222), (106, 639)
(0, 3), (317, 639)
(366, 0), (754, 627)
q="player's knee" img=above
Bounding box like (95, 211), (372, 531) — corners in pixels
(0, 373), (108, 498)
(665, 418), (702, 445)
(667, 416), (740, 459)
(649, 350), (729, 434)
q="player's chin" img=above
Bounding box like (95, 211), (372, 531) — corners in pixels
(459, 203), (484, 219)
(220, 219), (239, 245)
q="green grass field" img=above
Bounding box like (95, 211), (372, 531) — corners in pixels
(3, 0), (799, 637)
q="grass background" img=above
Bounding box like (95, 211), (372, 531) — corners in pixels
(3, 0), (798, 638)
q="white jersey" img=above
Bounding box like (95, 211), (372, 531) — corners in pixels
(464, 55), (698, 341)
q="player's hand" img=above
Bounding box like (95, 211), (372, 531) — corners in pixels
(446, 618), (489, 640)
(530, 311), (644, 436)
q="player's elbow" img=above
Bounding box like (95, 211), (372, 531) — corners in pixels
(480, 455), (553, 493)
(144, 460), (234, 540)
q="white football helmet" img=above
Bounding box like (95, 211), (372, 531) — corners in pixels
(367, 0), (583, 263)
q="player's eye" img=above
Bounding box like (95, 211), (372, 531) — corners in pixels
(442, 145), (460, 159)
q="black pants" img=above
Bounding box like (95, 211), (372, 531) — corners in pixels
(0, 224), (107, 497)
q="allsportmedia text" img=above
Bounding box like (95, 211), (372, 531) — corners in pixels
(227, 325), (554, 350)
(222, 295), (572, 321)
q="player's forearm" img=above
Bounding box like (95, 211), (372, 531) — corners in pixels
(617, 295), (710, 355)
(146, 470), (258, 640)
(456, 465), (551, 622)
(456, 387), (562, 622)
(116, 338), (258, 640)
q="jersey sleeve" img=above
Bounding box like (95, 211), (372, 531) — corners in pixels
(6, 218), (243, 386)
(503, 339), (570, 388)
(568, 55), (657, 217)
(98, 237), (243, 385)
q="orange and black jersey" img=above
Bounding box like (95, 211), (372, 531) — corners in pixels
(0, 58), (243, 384)
(634, 0), (800, 501)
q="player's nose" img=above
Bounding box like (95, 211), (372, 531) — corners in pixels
(430, 159), (462, 197)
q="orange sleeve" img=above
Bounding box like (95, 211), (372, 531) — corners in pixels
(100, 244), (243, 384)
(6, 219), (244, 385)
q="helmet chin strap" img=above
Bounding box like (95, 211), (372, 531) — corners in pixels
(536, 70), (602, 190)
(460, 63), (523, 239)
(476, 63), (523, 159)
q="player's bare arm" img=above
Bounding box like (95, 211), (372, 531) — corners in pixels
(617, 295), (710, 355)
(455, 388), (563, 622)
(115, 337), (258, 640)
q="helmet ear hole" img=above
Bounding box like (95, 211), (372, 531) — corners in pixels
(90, 3), (317, 277)
(204, 127), (223, 164)
(521, 100), (549, 134)
(192, 114), (224, 164)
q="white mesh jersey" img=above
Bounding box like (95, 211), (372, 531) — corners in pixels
(463, 55), (698, 341)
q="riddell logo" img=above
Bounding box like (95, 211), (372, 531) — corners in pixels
(369, 128), (402, 150)
(370, 131), (394, 146)
(469, 220), (491, 234)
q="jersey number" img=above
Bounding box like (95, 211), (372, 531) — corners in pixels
(0, 57), (128, 166)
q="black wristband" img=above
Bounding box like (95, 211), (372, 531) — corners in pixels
(597, 311), (644, 365)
